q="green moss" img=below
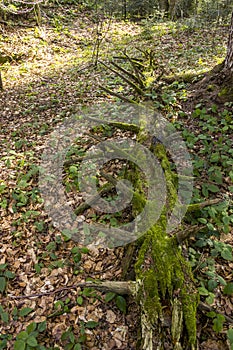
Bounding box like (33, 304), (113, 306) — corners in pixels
(153, 143), (177, 209)
(218, 87), (228, 96)
(207, 84), (216, 91)
(133, 139), (198, 347)
(135, 220), (198, 344)
(186, 203), (202, 212)
(164, 71), (205, 84)
(182, 291), (199, 345)
(218, 86), (233, 102)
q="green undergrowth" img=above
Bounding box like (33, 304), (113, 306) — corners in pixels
(0, 6), (232, 349)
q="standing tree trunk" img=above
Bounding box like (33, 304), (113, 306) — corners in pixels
(169, 0), (195, 19)
(189, 11), (233, 103)
(216, 10), (233, 101)
(0, 71), (3, 90)
(224, 11), (233, 74)
(158, 0), (169, 14)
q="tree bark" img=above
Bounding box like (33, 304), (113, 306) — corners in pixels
(224, 11), (233, 74)
(169, 0), (195, 19)
(188, 11), (233, 104)
(0, 71), (3, 90)
(158, 0), (169, 13)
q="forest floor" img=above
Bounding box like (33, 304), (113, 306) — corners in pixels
(0, 4), (233, 350)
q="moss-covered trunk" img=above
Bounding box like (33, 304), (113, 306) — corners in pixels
(125, 125), (198, 350)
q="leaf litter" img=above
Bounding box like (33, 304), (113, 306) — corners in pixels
(0, 4), (232, 349)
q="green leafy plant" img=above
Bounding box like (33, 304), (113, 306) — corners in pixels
(227, 328), (233, 350)
(13, 321), (47, 350)
(48, 299), (71, 318)
(0, 264), (15, 294)
(223, 282), (233, 295)
(190, 230), (233, 304)
(0, 334), (12, 349)
(105, 292), (127, 313)
(207, 311), (225, 333)
(0, 305), (9, 324)
(61, 322), (98, 350)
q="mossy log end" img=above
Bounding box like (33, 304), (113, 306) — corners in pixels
(134, 220), (198, 349)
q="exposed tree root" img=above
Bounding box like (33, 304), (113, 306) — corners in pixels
(186, 61), (233, 108)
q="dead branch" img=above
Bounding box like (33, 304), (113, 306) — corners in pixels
(99, 85), (136, 103)
(199, 301), (233, 324)
(122, 50), (145, 81)
(187, 198), (224, 213)
(8, 281), (135, 300)
(8, 282), (233, 326)
(99, 60), (145, 96)
(85, 115), (140, 133)
(110, 59), (144, 87)
(74, 183), (114, 215)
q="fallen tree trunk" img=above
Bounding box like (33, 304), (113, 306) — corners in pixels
(124, 121), (199, 350)
(39, 104), (200, 348)
(79, 114), (200, 348)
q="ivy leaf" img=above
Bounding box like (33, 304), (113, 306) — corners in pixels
(4, 270), (15, 279)
(0, 277), (6, 293)
(227, 328), (233, 346)
(76, 296), (83, 306)
(105, 292), (116, 302)
(207, 184), (220, 193)
(69, 165), (78, 174)
(38, 320), (47, 332)
(26, 322), (37, 334)
(1, 311), (9, 323)
(221, 247), (233, 261)
(213, 314), (225, 333)
(80, 247), (89, 254)
(14, 340), (26, 350)
(216, 275), (227, 286)
(17, 331), (28, 340)
(115, 295), (127, 314)
(19, 307), (33, 317)
(0, 263), (8, 270)
(223, 283), (233, 295)
(207, 279), (218, 292)
(26, 336), (38, 347)
(198, 218), (207, 224)
(85, 321), (99, 329)
(207, 311), (216, 318)
(206, 293), (215, 305)
(210, 153), (220, 162)
(198, 286), (209, 296)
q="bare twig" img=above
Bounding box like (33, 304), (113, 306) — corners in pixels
(74, 183), (114, 215)
(99, 60), (145, 96)
(110, 60), (144, 87)
(123, 50), (145, 83)
(99, 85), (136, 104)
(0, 72), (3, 90)
(199, 301), (233, 324)
(186, 198), (224, 213)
